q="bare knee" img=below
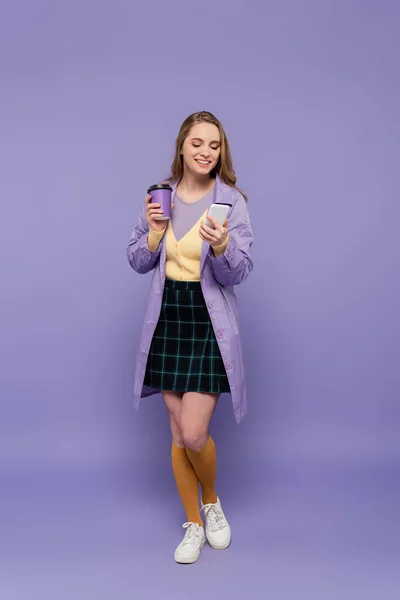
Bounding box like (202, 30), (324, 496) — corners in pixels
(182, 428), (208, 452)
(169, 412), (185, 447)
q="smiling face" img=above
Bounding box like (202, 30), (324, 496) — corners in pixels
(180, 122), (221, 178)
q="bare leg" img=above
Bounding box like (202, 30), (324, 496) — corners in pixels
(180, 392), (219, 451)
(162, 390), (185, 447)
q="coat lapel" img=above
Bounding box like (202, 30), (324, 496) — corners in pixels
(200, 177), (232, 274)
(200, 180), (216, 273)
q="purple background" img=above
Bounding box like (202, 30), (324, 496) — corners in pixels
(1, 0), (399, 598)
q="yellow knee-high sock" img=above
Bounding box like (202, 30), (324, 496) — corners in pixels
(186, 436), (218, 505)
(171, 443), (203, 526)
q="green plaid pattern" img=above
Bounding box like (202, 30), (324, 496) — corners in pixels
(144, 279), (230, 393)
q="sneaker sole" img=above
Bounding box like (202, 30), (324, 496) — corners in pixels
(207, 539), (231, 550)
(174, 539), (206, 564)
(206, 528), (232, 550)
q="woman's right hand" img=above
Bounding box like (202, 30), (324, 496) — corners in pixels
(145, 195), (166, 232)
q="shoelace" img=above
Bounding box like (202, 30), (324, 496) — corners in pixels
(181, 522), (200, 546)
(201, 503), (226, 533)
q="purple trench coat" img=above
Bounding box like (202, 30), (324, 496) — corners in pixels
(127, 176), (254, 423)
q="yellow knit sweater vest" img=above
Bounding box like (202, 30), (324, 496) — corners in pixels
(146, 211), (229, 281)
(165, 212), (206, 281)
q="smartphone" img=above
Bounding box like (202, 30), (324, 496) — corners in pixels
(204, 203), (230, 228)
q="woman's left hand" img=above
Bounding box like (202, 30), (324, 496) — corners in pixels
(199, 216), (229, 247)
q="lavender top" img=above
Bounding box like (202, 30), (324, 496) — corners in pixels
(171, 188), (213, 241)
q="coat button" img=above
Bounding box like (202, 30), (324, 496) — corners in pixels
(217, 331), (223, 339)
(208, 301), (215, 309)
(226, 362), (233, 370)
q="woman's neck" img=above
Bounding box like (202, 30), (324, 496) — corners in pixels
(177, 171), (215, 203)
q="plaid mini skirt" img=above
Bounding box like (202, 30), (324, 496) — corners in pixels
(143, 279), (230, 394)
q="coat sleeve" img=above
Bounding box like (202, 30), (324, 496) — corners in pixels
(127, 203), (164, 274)
(208, 194), (254, 286)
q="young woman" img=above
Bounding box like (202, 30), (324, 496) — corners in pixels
(127, 111), (254, 563)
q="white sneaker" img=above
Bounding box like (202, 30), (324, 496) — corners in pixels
(201, 497), (231, 550)
(174, 522), (206, 564)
